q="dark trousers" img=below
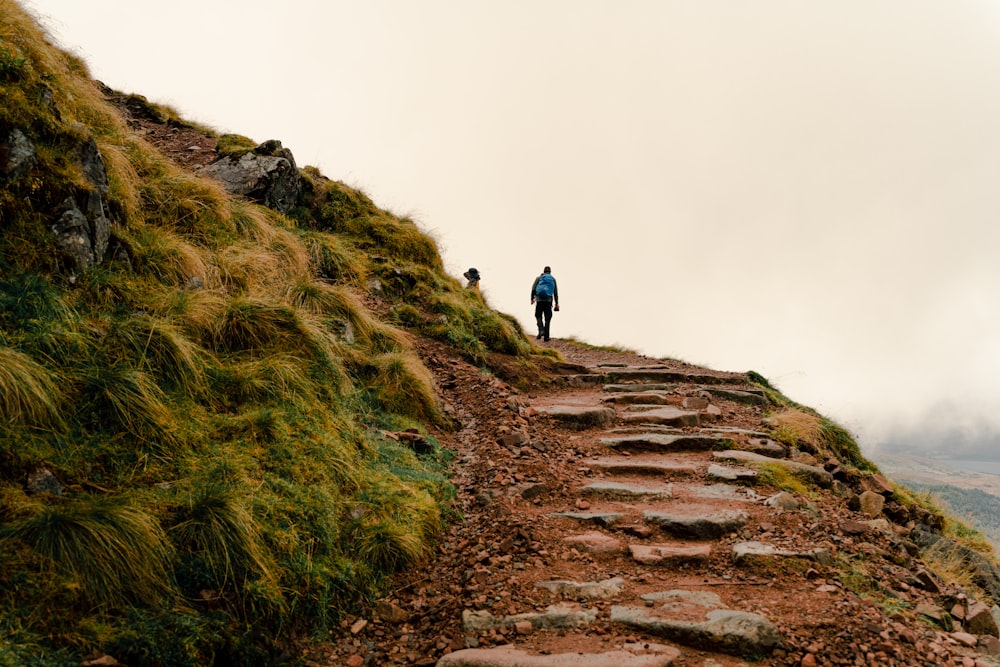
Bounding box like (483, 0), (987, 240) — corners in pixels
(534, 300), (553, 340)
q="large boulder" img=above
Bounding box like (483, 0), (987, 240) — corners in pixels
(201, 139), (301, 213)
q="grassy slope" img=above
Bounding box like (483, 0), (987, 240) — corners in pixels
(0, 3), (539, 664)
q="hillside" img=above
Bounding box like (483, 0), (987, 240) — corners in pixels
(3, 2), (1000, 666)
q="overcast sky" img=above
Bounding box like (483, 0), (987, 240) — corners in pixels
(21, 0), (1000, 458)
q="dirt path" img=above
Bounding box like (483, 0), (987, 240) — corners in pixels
(306, 339), (998, 667)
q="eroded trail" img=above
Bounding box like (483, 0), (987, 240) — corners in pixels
(310, 340), (997, 667)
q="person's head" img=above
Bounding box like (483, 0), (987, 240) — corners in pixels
(543, 266), (551, 274)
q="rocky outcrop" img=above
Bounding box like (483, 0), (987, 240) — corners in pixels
(201, 139), (301, 213)
(2, 124), (114, 279)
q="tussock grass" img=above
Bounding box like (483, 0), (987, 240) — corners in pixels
(754, 461), (811, 497)
(0, 346), (64, 430)
(76, 361), (176, 444)
(118, 223), (215, 287)
(104, 314), (208, 396)
(6, 497), (173, 606)
(171, 474), (276, 592)
(769, 407), (877, 472)
(367, 352), (442, 424)
(297, 229), (368, 286)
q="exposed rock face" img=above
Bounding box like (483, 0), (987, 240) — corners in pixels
(2, 122), (114, 279)
(201, 139), (301, 213)
(1, 127), (36, 179)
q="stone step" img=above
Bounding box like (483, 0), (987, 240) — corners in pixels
(603, 383), (675, 393)
(533, 404), (617, 429)
(600, 433), (730, 453)
(712, 450), (833, 487)
(620, 407), (702, 427)
(462, 604), (598, 634)
(579, 480), (673, 500)
(685, 483), (762, 503)
(732, 540), (833, 566)
(610, 590), (781, 656)
(700, 386), (770, 407)
(437, 645), (680, 667)
(629, 542), (713, 565)
(643, 506), (750, 539)
(550, 511), (625, 527)
(706, 463), (758, 482)
(586, 457), (699, 477)
(602, 392), (674, 405)
(534, 577), (626, 600)
(598, 368), (745, 386)
(564, 531), (622, 554)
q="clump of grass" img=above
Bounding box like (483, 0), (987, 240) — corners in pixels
(768, 407), (877, 472)
(753, 461), (811, 496)
(5, 496), (174, 606)
(0, 346), (64, 430)
(296, 229), (368, 286)
(366, 352), (442, 424)
(170, 472), (276, 593)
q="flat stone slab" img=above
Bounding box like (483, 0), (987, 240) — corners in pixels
(587, 457), (699, 477)
(732, 541), (833, 565)
(604, 383), (675, 392)
(644, 507), (750, 539)
(463, 604), (597, 634)
(564, 531), (622, 554)
(700, 387), (770, 407)
(602, 392), (675, 405)
(712, 451), (833, 487)
(706, 463), (758, 482)
(688, 483), (761, 502)
(600, 433), (728, 452)
(535, 577), (626, 600)
(579, 481), (673, 500)
(599, 368), (743, 386)
(621, 407), (700, 427)
(630, 543), (713, 565)
(550, 511), (624, 527)
(437, 646), (680, 667)
(534, 404), (616, 429)
(611, 601), (781, 655)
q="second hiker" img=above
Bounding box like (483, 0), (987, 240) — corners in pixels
(530, 266), (559, 341)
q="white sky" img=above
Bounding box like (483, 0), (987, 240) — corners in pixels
(21, 0), (1000, 456)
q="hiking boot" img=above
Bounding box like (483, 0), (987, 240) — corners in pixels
(536, 333), (542, 339)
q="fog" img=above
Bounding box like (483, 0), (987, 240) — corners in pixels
(23, 0), (1000, 458)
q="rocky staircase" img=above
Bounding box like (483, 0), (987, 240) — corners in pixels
(435, 364), (837, 666)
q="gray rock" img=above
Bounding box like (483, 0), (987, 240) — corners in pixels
(534, 404), (616, 429)
(2, 128), (35, 179)
(701, 387), (770, 407)
(857, 490), (885, 518)
(588, 457), (699, 477)
(26, 467), (63, 496)
(437, 646), (679, 667)
(621, 406), (700, 427)
(732, 541), (831, 565)
(604, 383), (675, 392)
(644, 507), (749, 539)
(579, 480), (672, 500)
(764, 492), (800, 510)
(550, 511), (624, 527)
(602, 392), (673, 405)
(630, 543), (713, 565)
(610, 605), (781, 655)
(201, 140), (301, 213)
(712, 450), (833, 487)
(462, 604), (597, 633)
(601, 433), (728, 452)
(966, 601), (999, 637)
(600, 369), (743, 386)
(535, 576), (626, 600)
(564, 531), (622, 554)
(707, 464), (758, 482)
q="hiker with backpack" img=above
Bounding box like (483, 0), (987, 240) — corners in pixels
(530, 266), (559, 341)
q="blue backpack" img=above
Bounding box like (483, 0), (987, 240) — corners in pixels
(535, 274), (555, 298)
